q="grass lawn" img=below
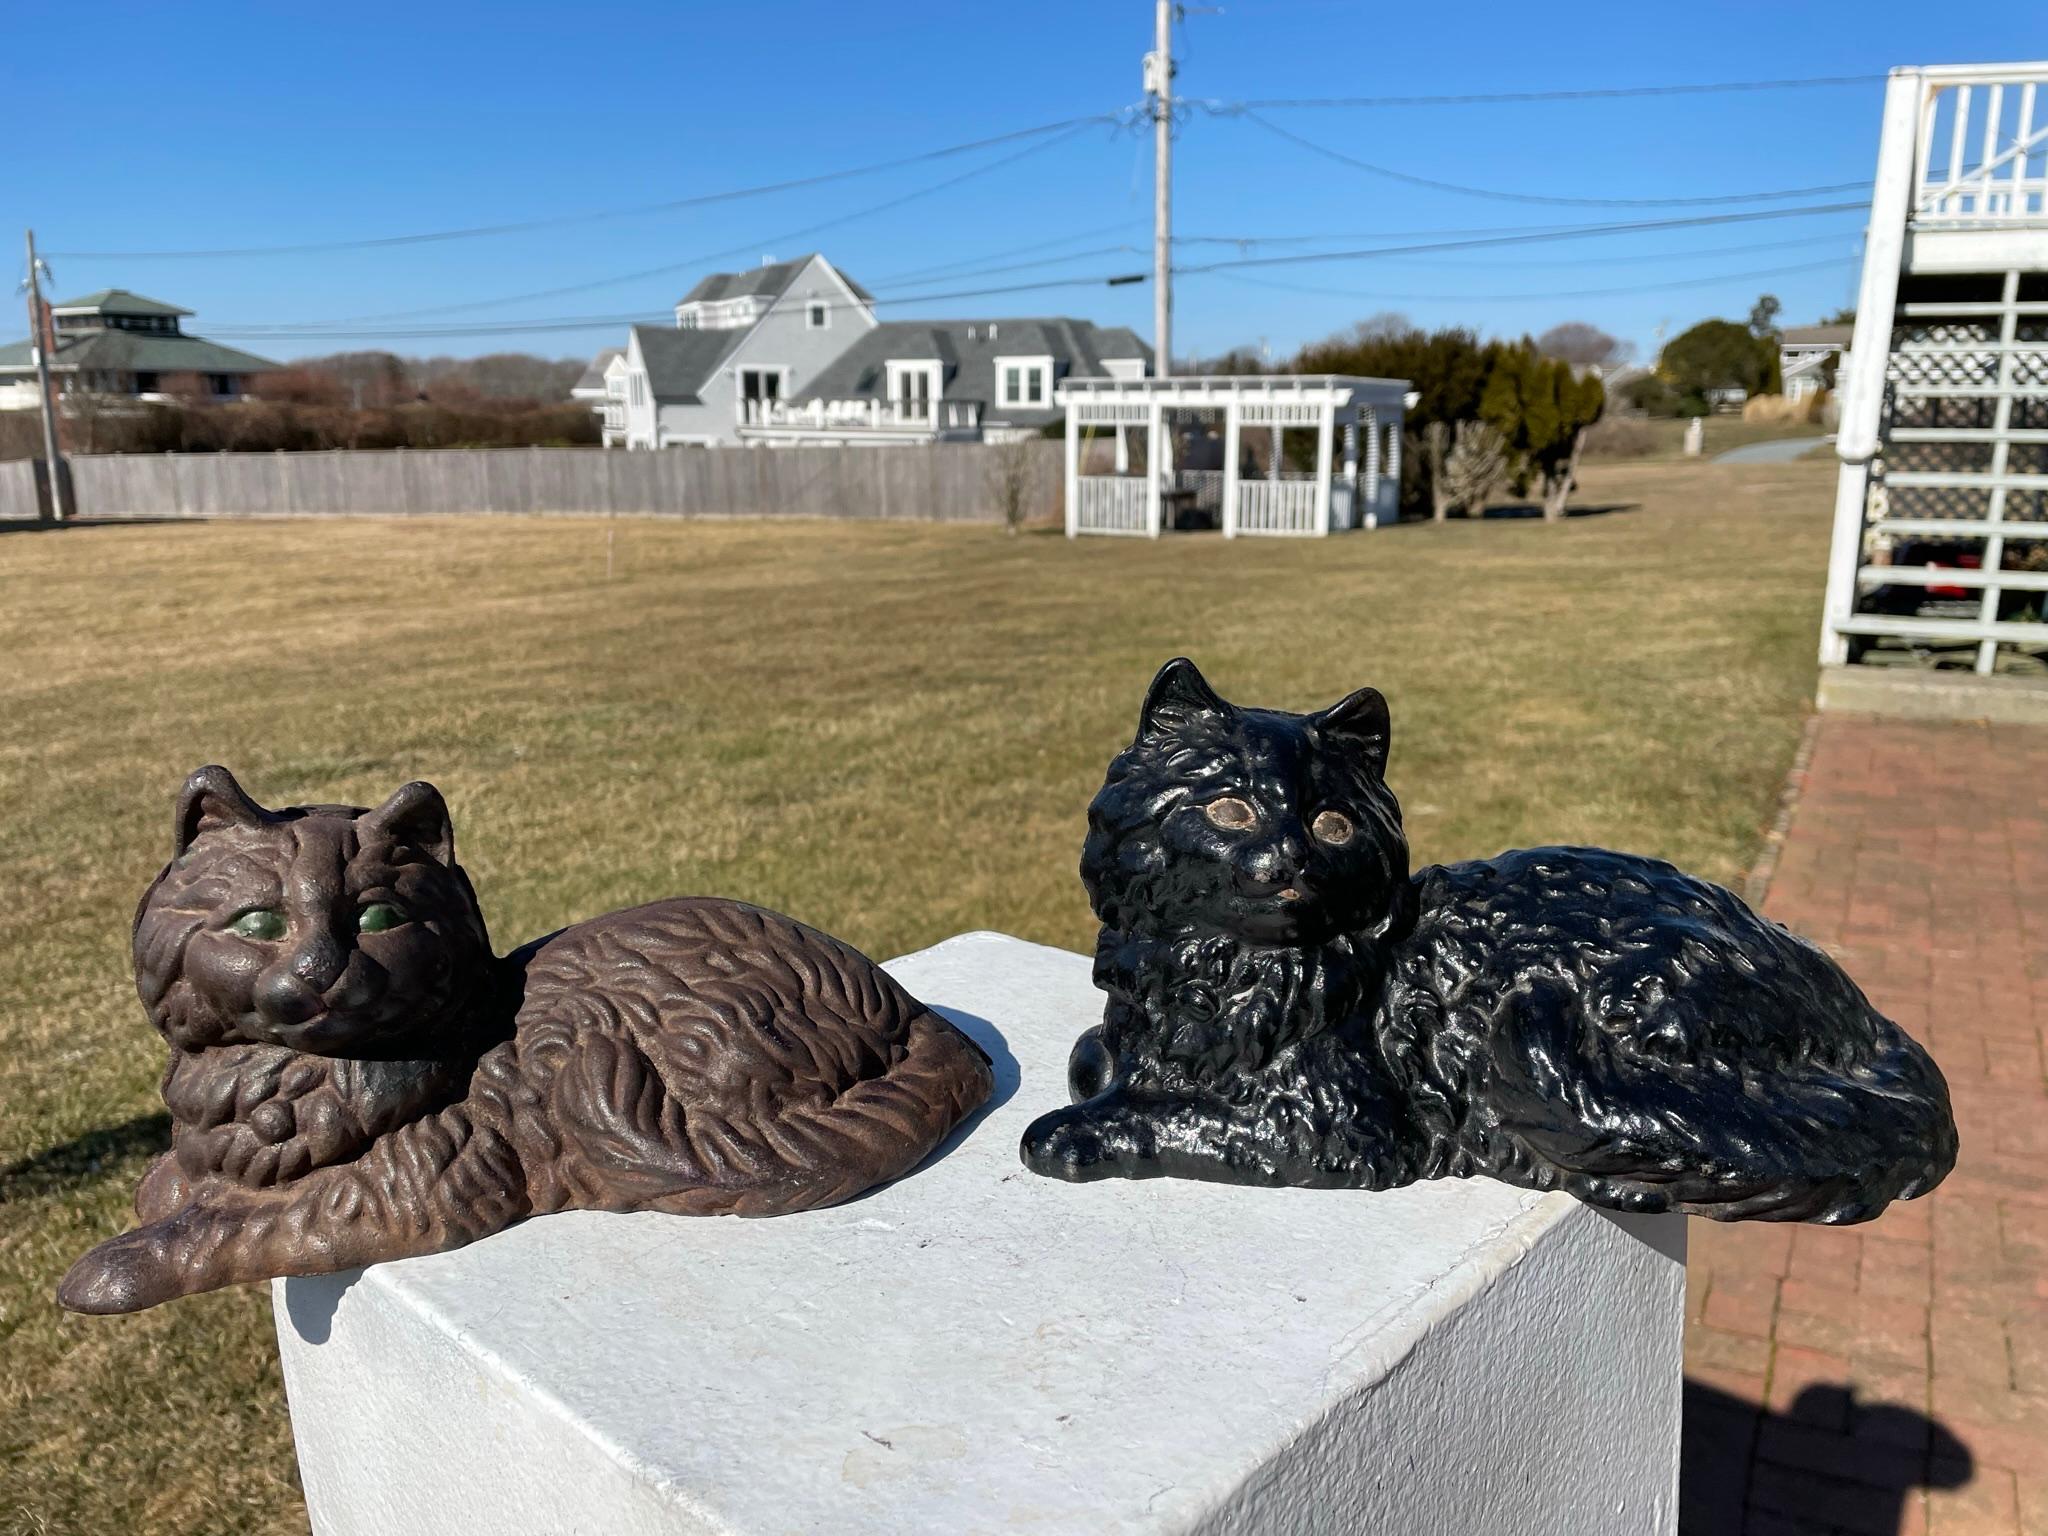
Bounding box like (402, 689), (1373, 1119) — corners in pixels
(1583, 415), (1829, 463)
(0, 457), (1832, 1532)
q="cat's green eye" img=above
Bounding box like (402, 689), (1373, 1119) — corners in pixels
(357, 902), (406, 934)
(1203, 796), (1257, 831)
(229, 908), (287, 940)
(1312, 809), (1357, 847)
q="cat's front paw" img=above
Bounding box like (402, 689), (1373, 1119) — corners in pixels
(1020, 1105), (1145, 1182)
(57, 1229), (187, 1315)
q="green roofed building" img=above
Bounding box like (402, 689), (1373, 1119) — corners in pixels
(0, 289), (279, 411)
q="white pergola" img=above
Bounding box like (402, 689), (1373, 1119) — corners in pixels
(1057, 374), (1413, 538)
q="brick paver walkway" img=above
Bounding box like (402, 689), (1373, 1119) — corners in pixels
(1683, 715), (2048, 1535)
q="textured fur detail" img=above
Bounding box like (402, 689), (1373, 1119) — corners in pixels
(1021, 660), (1958, 1223)
(61, 770), (992, 1314)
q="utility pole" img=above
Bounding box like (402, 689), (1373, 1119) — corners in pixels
(22, 229), (69, 521)
(1146, 0), (1174, 376)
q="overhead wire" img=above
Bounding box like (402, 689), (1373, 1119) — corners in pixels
(1197, 72), (1888, 112)
(1223, 109), (1873, 208)
(204, 271), (1155, 341)
(42, 110), (1139, 259)
(1170, 202), (1870, 277)
(1197, 254), (1855, 304)
(261, 122), (1109, 327)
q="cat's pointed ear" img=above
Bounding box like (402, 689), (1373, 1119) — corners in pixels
(1137, 657), (1231, 740)
(1314, 686), (1391, 775)
(175, 766), (270, 855)
(365, 781), (455, 867)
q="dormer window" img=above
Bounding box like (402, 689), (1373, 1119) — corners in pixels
(996, 355), (1053, 409)
(807, 301), (829, 330)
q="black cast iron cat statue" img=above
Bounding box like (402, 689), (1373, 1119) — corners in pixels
(1019, 659), (1957, 1223)
(60, 767), (992, 1315)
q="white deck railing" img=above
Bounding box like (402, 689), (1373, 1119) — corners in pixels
(1236, 477), (1324, 535)
(1074, 475), (1149, 534)
(739, 398), (983, 433)
(1913, 66), (2048, 225)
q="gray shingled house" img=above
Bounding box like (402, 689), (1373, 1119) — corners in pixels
(0, 290), (278, 411)
(587, 254), (1149, 448)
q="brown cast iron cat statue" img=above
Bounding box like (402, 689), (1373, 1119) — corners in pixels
(59, 767), (993, 1315)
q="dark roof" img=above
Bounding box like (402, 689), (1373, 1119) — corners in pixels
(676, 254), (874, 308)
(1780, 324), (1853, 347)
(47, 288), (192, 317)
(796, 318), (1152, 426)
(572, 347), (624, 393)
(630, 324), (748, 403)
(0, 327), (278, 375)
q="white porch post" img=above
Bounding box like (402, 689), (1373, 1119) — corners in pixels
(1821, 68), (1923, 666)
(1146, 399), (1165, 539)
(1385, 411), (1402, 528)
(1222, 398), (1241, 539)
(1361, 408), (1379, 529)
(1114, 425), (1130, 475)
(1314, 399), (1335, 536)
(1063, 402), (1080, 539)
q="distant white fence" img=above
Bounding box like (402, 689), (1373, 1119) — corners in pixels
(1073, 474), (1149, 534)
(0, 442), (1064, 525)
(1236, 476), (1324, 535)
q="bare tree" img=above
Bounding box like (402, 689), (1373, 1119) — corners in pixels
(1422, 421), (1455, 522)
(987, 436), (1048, 534)
(1440, 420), (1510, 517)
(1536, 321), (1627, 368)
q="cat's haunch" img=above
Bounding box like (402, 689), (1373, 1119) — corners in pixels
(60, 768), (993, 1315)
(1019, 658), (1957, 1224)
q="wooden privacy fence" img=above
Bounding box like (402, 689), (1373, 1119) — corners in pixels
(0, 442), (1064, 524)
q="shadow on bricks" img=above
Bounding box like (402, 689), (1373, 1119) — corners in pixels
(1682, 1375), (1971, 1536)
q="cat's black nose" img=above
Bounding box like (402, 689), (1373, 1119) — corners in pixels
(1240, 838), (1306, 892)
(256, 970), (324, 1025)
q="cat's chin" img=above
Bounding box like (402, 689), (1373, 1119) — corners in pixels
(241, 1008), (442, 1059)
(1220, 910), (1339, 946)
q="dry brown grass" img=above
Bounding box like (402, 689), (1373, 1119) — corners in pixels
(0, 457), (1832, 1532)
(1583, 415), (1827, 462)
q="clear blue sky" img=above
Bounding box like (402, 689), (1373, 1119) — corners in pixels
(3, 1), (2040, 366)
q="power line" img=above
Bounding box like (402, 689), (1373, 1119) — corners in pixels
(1302, 230), (1861, 272)
(1196, 72), (1888, 112)
(211, 205), (1865, 340)
(260, 124), (1105, 327)
(1198, 254), (1855, 304)
(873, 243), (1148, 292)
(205, 272), (1152, 341)
(1225, 109), (1872, 208)
(864, 219), (1146, 286)
(1170, 202), (1870, 276)
(43, 110), (1136, 260)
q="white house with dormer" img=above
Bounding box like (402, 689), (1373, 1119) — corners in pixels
(580, 253), (1149, 448)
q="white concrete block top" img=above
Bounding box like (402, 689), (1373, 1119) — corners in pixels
(280, 931), (1622, 1534)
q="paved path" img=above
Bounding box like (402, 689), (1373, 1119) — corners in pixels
(1714, 437), (1829, 465)
(1683, 715), (2048, 1535)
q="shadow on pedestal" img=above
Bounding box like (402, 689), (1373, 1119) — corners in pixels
(1681, 1376), (1971, 1535)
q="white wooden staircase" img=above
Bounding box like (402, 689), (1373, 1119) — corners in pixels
(1821, 64), (2048, 675)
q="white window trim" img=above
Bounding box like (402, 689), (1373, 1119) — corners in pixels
(885, 359), (942, 400)
(805, 299), (831, 331)
(995, 354), (1055, 409)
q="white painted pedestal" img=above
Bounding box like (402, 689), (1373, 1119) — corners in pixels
(274, 931), (1686, 1535)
